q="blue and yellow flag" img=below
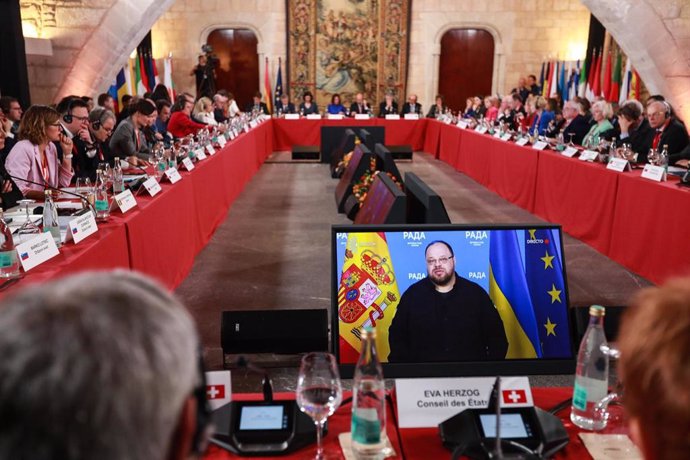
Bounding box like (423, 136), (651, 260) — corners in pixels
(524, 228), (570, 358)
(489, 231), (541, 358)
(115, 68), (127, 114)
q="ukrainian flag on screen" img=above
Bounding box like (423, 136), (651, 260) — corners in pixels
(489, 230), (542, 358)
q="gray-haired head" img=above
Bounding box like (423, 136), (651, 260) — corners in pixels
(0, 270), (199, 460)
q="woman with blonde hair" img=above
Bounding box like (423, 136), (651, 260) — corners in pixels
(5, 105), (74, 200)
(582, 100), (615, 148)
(192, 96), (217, 126)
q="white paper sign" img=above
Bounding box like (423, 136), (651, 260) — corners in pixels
(67, 212), (98, 244)
(607, 157), (631, 172)
(249, 120), (258, 129)
(515, 138), (529, 146)
(457, 120), (469, 129)
(562, 146), (579, 157)
(230, 130), (238, 139)
(165, 167), (182, 184)
(217, 136), (227, 147)
(16, 233), (60, 272)
(395, 377), (533, 428)
(404, 113), (420, 120)
(113, 189), (137, 214)
(641, 164), (666, 182)
(385, 114), (400, 120)
(493, 132), (502, 139)
(354, 114), (369, 120)
(500, 133), (512, 141)
(142, 176), (162, 197)
(284, 113), (300, 120)
(475, 126), (488, 134)
(195, 149), (207, 161)
(328, 114), (344, 120)
(205, 370), (232, 410)
(306, 114), (322, 120)
(579, 150), (599, 161)
(181, 157), (195, 171)
(206, 145), (216, 156)
(532, 141), (548, 150)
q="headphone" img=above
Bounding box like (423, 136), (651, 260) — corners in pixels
(661, 100), (671, 118)
(90, 108), (111, 131)
(191, 350), (213, 455)
(62, 98), (77, 124)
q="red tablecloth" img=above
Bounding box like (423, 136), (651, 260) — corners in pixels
(487, 140), (539, 212)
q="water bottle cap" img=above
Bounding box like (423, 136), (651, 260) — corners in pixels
(589, 305), (606, 317)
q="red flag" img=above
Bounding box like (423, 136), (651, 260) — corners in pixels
(139, 54), (150, 92)
(591, 51), (603, 97)
(152, 58), (160, 86)
(206, 385), (225, 400)
(502, 389), (527, 405)
(587, 50), (597, 94)
(602, 52), (612, 100)
(608, 52), (622, 102)
(264, 57), (273, 113)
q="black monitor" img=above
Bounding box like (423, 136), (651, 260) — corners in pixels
(334, 144), (373, 213)
(331, 224), (575, 378)
(404, 172), (451, 224)
(374, 143), (403, 184)
(354, 174), (406, 225)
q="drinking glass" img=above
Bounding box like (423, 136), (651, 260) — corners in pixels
(76, 177), (91, 197)
(16, 199), (41, 240)
(296, 353), (343, 459)
(648, 148), (659, 166)
(568, 133), (575, 146)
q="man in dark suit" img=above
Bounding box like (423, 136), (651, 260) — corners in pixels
(400, 94), (422, 116)
(378, 92), (399, 117)
(274, 94), (295, 115)
(560, 100), (590, 146)
(349, 93), (371, 116)
(617, 100), (653, 161)
(640, 100), (689, 164)
(245, 92), (270, 115)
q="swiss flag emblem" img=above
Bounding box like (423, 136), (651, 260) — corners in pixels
(206, 384), (226, 400)
(502, 389), (527, 405)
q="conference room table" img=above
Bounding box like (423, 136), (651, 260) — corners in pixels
(1, 117), (688, 298)
(203, 387), (599, 459)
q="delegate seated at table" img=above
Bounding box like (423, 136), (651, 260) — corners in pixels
(638, 100), (689, 165)
(378, 93), (399, 117)
(581, 101), (616, 149)
(299, 91), (319, 115)
(327, 94), (346, 115)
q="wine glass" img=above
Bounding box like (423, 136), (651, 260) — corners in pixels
(16, 199), (41, 241)
(296, 353), (343, 459)
(567, 133), (575, 147)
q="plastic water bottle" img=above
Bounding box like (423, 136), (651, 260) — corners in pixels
(94, 169), (110, 221)
(42, 190), (61, 247)
(659, 144), (669, 174)
(112, 157), (124, 193)
(0, 208), (21, 279)
(571, 305), (608, 430)
(607, 137), (617, 163)
(351, 328), (389, 459)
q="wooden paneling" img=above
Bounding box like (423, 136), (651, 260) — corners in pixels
(438, 29), (494, 113)
(207, 29), (259, 110)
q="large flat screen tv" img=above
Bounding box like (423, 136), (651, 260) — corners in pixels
(332, 224), (575, 378)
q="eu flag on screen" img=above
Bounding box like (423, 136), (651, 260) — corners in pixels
(524, 228), (570, 358)
(489, 230), (541, 359)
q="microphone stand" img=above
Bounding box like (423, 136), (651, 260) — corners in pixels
(236, 356), (274, 402)
(4, 172), (96, 216)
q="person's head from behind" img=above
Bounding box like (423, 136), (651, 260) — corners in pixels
(424, 241), (456, 290)
(0, 271), (206, 460)
(18, 105), (61, 145)
(618, 277), (690, 459)
(97, 93), (115, 112)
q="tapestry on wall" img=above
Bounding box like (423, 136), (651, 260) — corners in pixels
(287, 0), (411, 110)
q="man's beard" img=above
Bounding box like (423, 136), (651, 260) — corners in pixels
(429, 270), (453, 287)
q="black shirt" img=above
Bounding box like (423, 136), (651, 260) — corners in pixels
(388, 275), (508, 362)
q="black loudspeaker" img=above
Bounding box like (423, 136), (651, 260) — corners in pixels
(221, 309), (329, 355)
(571, 305), (626, 344)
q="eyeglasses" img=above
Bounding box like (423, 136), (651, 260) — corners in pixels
(646, 110), (665, 118)
(426, 255), (453, 265)
(71, 115), (90, 122)
(49, 122), (61, 127)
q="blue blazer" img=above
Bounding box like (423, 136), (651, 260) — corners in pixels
(531, 110), (555, 135)
(327, 104), (345, 115)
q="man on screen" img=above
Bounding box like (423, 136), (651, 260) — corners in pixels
(388, 241), (508, 362)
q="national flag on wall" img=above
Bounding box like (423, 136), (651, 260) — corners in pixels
(629, 69), (641, 100)
(488, 230), (541, 359)
(591, 50), (603, 98)
(549, 61), (558, 97)
(559, 61), (567, 102)
(609, 51), (622, 102)
(586, 49), (598, 98)
(115, 68), (127, 113)
(338, 233), (401, 363)
(619, 58), (632, 105)
(152, 56), (160, 86)
(139, 53), (150, 93)
(539, 62), (546, 94)
(274, 57), (283, 109)
(542, 62), (551, 96)
(134, 55), (145, 95)
(125, 58), (135, 97)
(578, 56), (588, 98)
(144, 52), (156, 90)
(163, 55), (176, 100)
(602, 52), (612, 101)
(264, 57), (273, 114)
(524, 228), (571, 358)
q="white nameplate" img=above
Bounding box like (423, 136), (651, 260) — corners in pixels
(515, 138), (529, 146)
(142, 176), (162, 196)
(306, 114), (322, 120)
(206, 145), (216, 156)
(395, 377), (533, 428)
(562, 146), (579, 157)
(67, 212), (98, 244)
(217, 136), (227, 147)
(284, 113), (300, 120)
(457, 120), (469, 129)
(404, 113), (420, 120)
(328, 114), (344, 120)
(500, 133), (512, 142)
(641, 164), (667, 182)
(16, 233), (60, 272)
(579, 150), (599, 161)
(195, 149), (207, 161)
(249, 120), (258, 129)
(475, 126), (488, 134)
(165, 167), (182, 183)
(114, 189), (137, 214)
(205, 370), (232, 410)
(230, 129), (238, 139)
(493, 132), (502, 139)
(385, 114), (400, 120)
(532, 141), (548, 150)
(354, 114), (369, 120)
(181, 157), (195, 171)
(607, 157), (631, 172)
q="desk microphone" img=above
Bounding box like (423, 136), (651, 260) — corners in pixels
(118, 157), (150, 191)
(3, 172), (96, 216)
(236, 356), (273, 402)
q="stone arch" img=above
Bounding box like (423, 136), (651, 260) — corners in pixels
(55, 0), (176, 102)
(581, 0), (690, 122)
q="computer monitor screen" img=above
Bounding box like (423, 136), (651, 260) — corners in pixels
(332, 224), (575, 378)
(354, 174), (406, 225)
(405, 172), (451, 224)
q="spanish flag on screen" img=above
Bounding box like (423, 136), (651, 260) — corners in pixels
(337, 233), (400, 363)
(489, 230), (541, 358)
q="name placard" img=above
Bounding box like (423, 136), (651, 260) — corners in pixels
(229, 130), (237, 140)
(181, 157), (195, 171)
(493, 132), (502, 139)
(249, 120), (258, 129)
(354, 114), (369, 120)
(562, 146), (579, 157)
(165, 167), (182, 184)
(306, 114), (322, 120)
(16, 233), (60, 272)
(641, 164), (666, 182)
(500, 133), (512, 141)
(142, 176), (162, 197)
(395, 377), (533, 428)
(206, 145), (216, 156)
(457, 120), (469, 129)
(67, 212), (98, 244)
(195, 149), (207, 161)
(579, 150), (599, 162)
(328, 114), (344, 120)
(515, 138), (529, 146)
(607, 157), (631, 172)
(217, 136), (227, 147)
(114, 189), (137, 214)
(205, 370), (232, 410)
(385, 114), (400, 120)
(475, 126), (488, 134)
(532, 141), (548, 150)
(284, 113), (300, 120)
(404, 113), (420, 120)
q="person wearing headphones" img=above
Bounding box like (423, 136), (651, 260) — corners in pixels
(5, 105), (74, 200)
(641, 99), (689, 164)
(109, 99), (157, 166)
(73, 108), (116, 181)
(56, 96), (93, 149)
(0, 270), (212, 460)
